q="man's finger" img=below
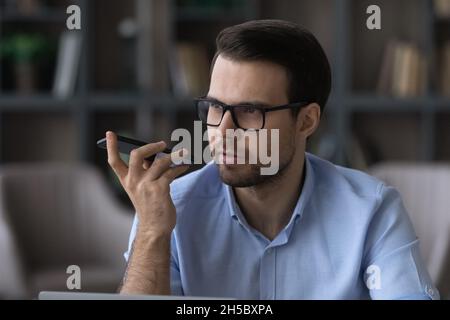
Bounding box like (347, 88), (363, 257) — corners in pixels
(145, 152), (174, 181)
(146, 149), (189, 180)
(128, 140), (167, 177)
(106, 131), (128, 180)
(161, 164), (191, 183)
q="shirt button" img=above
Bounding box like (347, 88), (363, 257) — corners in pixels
(425, 285), (434, 297)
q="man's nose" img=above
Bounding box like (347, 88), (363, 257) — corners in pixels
(217, 110), (237, 135)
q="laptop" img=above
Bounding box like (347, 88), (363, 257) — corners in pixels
(38, 291), (233, 300)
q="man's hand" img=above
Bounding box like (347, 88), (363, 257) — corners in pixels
(105, 131), (189, 295)
(106, 131), (189, 236)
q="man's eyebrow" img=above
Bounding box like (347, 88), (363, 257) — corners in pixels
(205, 95), (272, 107)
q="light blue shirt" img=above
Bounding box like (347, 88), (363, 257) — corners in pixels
(124, 152), (439, 300)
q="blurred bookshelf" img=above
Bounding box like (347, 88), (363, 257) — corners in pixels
(1, 0), (450, 206)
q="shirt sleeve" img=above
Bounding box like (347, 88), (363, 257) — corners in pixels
(123, 214), (183, 296)
(363, 185), (440, 300)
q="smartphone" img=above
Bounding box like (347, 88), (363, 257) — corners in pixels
(96, 135), (173, 162)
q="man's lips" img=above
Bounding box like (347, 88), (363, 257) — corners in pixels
(211, 143), (246, 162)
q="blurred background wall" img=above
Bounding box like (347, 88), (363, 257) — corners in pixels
(0, 0), (449, 299)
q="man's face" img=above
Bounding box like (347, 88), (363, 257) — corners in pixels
(207, 54), (300, 187)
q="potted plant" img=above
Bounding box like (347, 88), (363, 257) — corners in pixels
(0, 33), (51, 94)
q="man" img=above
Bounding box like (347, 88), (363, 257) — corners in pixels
(106, 20), (438, 299)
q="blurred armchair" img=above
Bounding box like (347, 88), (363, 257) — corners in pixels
(0, 163), (133, 299)
(370, 163), (450, 299)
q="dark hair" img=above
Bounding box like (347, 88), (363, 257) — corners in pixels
(212, 19), (331, 116)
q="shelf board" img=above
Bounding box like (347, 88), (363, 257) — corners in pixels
(0, 93), (196, 111)
(0, 95), (78, 111)
(0, 93), (449, 113)
(176, 7), (251, 22)
(0, 8), (66, 23)
(89, 93), (194, 110)
(346, 95), (436, 112)
(432, 96), (450, 111)
(88, 93), (142, 110)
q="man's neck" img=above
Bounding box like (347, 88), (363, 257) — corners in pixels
(233, 153), (306, 241)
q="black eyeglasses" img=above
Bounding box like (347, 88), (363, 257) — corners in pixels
(195, 97), (310, 130)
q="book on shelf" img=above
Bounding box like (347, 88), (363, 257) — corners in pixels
(169, 42), (210, 97)
(438, 42), (450, 97)
(7, 0), (42, 15)
(377, 40), (427, 98)
(52, 31), (82, 99)
(434, 0), (450, 18)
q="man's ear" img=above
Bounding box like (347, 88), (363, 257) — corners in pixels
(297, 103), (321, 138)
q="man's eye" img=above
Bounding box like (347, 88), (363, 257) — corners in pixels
(210, 103), (222, 109)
